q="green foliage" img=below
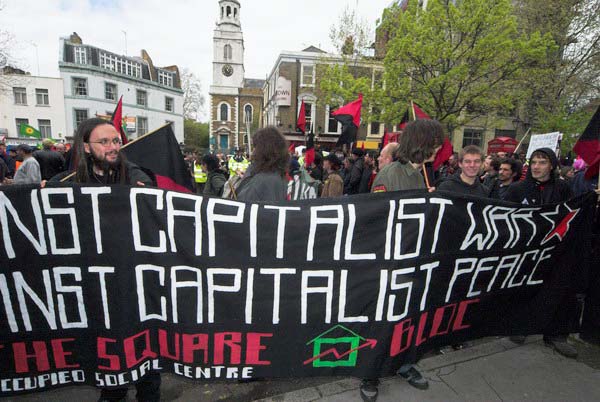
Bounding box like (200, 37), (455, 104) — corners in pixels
(379, 0), (555, 132)
(535, 104), (594, 155)
(317, 62), (382, 122)
(183, 119), (209, 152)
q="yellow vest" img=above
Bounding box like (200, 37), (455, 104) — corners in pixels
(194, 163), (207, 183)
(229, 157), (250, 177)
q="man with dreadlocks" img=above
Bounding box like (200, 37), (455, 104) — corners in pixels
(49, 117), (152, 186)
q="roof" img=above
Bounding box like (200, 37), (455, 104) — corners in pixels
(244, 78), (266, 88)
(302, 45), (327, 54)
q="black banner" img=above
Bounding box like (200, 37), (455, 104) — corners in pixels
(0, 185), (595, 395)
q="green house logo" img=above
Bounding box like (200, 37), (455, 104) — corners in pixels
(304, 325), (377, 368)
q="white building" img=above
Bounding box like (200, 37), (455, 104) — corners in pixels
(58, 33), (184, 143)
(0, 68), (67, 143)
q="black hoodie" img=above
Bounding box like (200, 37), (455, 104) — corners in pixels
(504, 147), (572, 205)
(437, 172), (490, 197)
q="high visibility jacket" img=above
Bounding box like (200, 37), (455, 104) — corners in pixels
(229, 157), (250, 177)
(193, 162), (207, 183)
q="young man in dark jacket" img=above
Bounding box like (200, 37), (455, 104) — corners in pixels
(437, 145), (489, 197)
(505, 147), (577, 358)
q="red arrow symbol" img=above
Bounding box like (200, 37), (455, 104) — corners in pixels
(303, 339), (377, 366)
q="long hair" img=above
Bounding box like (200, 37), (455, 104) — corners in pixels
(250, 127), (289, 177)
(73, 118), (129, 184)
(397, 120), (445, 164)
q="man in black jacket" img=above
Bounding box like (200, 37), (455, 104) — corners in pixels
(34, 138), (65, 180)
(437, 145), (489, 197)
(505, 147), (577, 358)
(345, 148), (365, 195)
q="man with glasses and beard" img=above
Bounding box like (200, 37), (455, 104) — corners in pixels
(48, 117), (157, 401)
(49, 117), (152, 187)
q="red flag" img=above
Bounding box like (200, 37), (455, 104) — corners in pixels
(433, 138), (454, 171)
(573, 105), (600, 179)
(412, 102), (430, 120)
(333, 94), (363, 145)
(409, 102), (453, 170)
(288, 142), (296, 154)
(111, 95), (128, 145)
(297, 101), (307, 134)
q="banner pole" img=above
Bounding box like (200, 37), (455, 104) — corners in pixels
(513, 128), (531, 154)
(60, 122), (173, 182)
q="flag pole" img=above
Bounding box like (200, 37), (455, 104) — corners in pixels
(513, 128), (531, 154)
(410, 100), (416, 121)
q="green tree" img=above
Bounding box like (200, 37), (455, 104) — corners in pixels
(514, 0), (599, 137)
(318, 6), (382, 124)
(184, 119), (209, 152)
(379, 0), (554, 132)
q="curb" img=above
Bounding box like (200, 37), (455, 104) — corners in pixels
(254, 336), (544, 402)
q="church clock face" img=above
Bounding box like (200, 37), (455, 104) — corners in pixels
(222, 64), (233, 77)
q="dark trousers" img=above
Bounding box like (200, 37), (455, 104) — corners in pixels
(581, 234), (600, 344)
(100, 371), (160, 402)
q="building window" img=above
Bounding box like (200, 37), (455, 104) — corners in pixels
(226, 5), (231, 16)
(13, 87), (27, 105)
(219, 103), (229, 121)
(301, 65), (315, 87)
(326, 105), (340, 134)
(99, 51), (141, 78)
(165, 97), (174, 112)
(74, 46), (87, 64)
(300, 102), (314, 131)
(74, 109), (88, 129)
(244, 104), (253, 123)
(136, 90), (147, 106)
(462, 128), (483, 148)
(370, 107), (381, 135)
(72, 78), (88, 96)
(137, 117), (148, 136)
(38, 119), (52, 138)
(158, 70), (173, 87)
(105, 82), (117, 101)
(15, 118), (29, 137)
(224, 44), (232, 60)
(35, 88), (49, 105)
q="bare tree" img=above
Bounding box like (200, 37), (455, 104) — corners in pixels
(181, 68), (205, 121)
(329, 6), (374, 59)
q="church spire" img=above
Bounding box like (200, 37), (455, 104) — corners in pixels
(218, 0), (241, 27)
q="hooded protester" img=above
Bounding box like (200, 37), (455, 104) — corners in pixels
(505, 147), (578, 359)
(504, 148), (572, 205)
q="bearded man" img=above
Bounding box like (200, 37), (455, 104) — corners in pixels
(49, 118), (152, 186)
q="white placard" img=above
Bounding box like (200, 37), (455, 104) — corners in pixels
(526, 132), (561, 159)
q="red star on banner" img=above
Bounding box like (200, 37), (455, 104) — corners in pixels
(542, 210), (579, 244)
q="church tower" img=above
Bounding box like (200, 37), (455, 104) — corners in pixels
(211, 0), (245, 91)
(209, 0), (245, 151)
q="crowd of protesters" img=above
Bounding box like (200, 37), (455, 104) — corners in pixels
(1, 118), (598, 402)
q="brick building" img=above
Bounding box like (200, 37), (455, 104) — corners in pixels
(262, 48), (385, 149)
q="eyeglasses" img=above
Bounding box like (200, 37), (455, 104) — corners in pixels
(87, 138), (122, 147)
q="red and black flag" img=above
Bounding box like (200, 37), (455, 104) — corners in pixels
(122, 123), (193, 193)
(398, 109), (410, 130)
(111, 95), (128, 145)
(297, 100), (307, 134)
(305, 130), (315, 168)
(333, 94), (363, 146)
(574, 105), (600, 179)
(409, 102), (453, 170)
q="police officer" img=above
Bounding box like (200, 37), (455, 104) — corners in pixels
(193, 156), (207, 194)
(228, 147), (250, 178)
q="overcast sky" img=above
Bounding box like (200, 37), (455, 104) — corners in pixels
(2, 0), (392, 121)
